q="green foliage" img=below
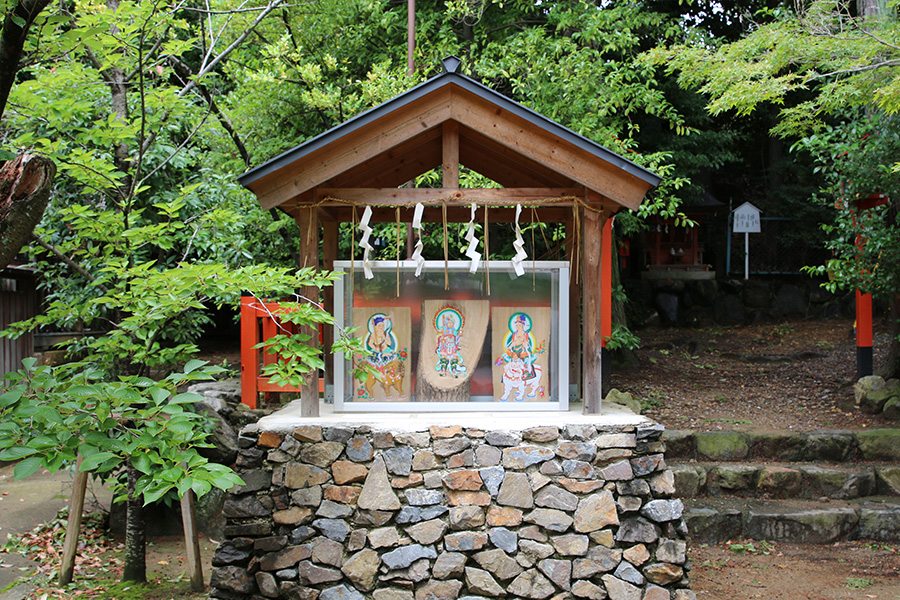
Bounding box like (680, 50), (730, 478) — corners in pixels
(0, 358), (242, 503)
(728, 540), (775, 555)
(649, 0), (900, 138)
(795, 111), (900, 297)
(604, 323), (642, 351)
(845, 576), (873, 589)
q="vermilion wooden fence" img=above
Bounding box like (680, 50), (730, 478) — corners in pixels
(240, 296), (324, 409)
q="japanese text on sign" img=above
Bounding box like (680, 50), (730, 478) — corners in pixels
(733, 203), (761, 233)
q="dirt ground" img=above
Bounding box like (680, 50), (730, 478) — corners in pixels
(612, 315), (895, 432)
(690, 540), (900, 600)
(617, 314), (900, 599)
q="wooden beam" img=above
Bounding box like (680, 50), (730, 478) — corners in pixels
(443, 121), (459, 188)
(59, 462), (88, 585)
(459, 125), (576, 188)
(600, 214), (613, 397)
(253, 90), (453, 209)
(295, 207), (320, 417)
(180, 491), (204, 592)
(328, 126), (443, 189)
(582, 200), (608, 414)
(318, 187), (583, 206)
(450, 88), (653, 211)
(566, 218), (581, 403)
(323, 220), (338, 395)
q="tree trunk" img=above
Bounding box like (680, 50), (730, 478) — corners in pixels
(122, 464), (146, 583)
(0, 0), (53, 120)
(876, 293), (900, 380)
(0, 154), (56, 269)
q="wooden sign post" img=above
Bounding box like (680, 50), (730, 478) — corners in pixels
(732, 202), (761, 280)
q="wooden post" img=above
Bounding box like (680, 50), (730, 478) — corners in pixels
(582, 205), (605, 414)
(295, 205), (320, 417)
(58, 464), (88, 585)
(566, 217), (581, 403)
(240, 295), (259, 409)
(180, 491), (204, 592)
(442, 121), (459, 189)
(323, 220), (339, 399)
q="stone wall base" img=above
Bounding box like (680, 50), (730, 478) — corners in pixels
(211, 419), (695, 600)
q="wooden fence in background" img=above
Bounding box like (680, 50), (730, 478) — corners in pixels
(0, 266), (38, 376)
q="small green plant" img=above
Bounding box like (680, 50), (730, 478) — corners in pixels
(772, 323), (794, 337)
(866, 542), (897, 552)
(815, 340), (835, 350)
(728, 540), (774, 555)
(641, 391), (666, 412)
(700, 559), (728, 569)
(705, 418), (753, 424)
(845, 577), (873, 589)
(658, 349), (670, 356)
(603, 323), (641, 351)
(713, 395), (729, 403)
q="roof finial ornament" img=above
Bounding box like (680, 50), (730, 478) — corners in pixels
(442, 56), (462, 73)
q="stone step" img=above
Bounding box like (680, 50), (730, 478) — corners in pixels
(684, 497), (900, 544)
(663, 428), (900, 463)
(671, 462), (900, 500)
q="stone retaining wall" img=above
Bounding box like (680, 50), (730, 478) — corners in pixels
(210, 421), (695, 600)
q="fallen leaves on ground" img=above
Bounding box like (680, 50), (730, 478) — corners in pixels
(3, 509), (204, 600)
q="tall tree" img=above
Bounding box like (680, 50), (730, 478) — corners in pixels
(0, 0), (56, 268)
(1, 0), (317, 581)
(651, 0), (900, 378)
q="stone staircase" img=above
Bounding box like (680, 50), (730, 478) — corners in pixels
(664, 428), (900, 544)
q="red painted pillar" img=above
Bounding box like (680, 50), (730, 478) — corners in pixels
(853, 194), (887, 379)
(856, 289), (874, 378)
(600, 216), (613, 396)
(240, 295), (259, 409)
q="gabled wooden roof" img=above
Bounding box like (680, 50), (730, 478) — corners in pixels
(239, 57), (660, 214)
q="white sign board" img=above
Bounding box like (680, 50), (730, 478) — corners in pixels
(733, 202), (761, 233)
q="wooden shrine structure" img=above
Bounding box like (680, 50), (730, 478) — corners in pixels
(238, 57), (660, 415)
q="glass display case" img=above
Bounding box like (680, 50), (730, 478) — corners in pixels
(333, 260), (569, 411)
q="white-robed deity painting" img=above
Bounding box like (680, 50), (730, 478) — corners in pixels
(491, 307), (550, 402)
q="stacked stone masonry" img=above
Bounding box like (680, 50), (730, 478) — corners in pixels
(211, 422), (695, 600)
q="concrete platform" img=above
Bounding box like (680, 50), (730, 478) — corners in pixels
(254, 400), (652, 434)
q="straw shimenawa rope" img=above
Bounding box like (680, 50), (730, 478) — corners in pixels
(290, 193), (610, 289)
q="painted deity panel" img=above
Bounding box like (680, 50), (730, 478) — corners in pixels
(352, 307), (411, 401)
(491, 307), (551, 402)
(416, 299), (490, 401)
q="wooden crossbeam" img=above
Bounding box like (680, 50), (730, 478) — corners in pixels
(317, 187), (583, 206)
